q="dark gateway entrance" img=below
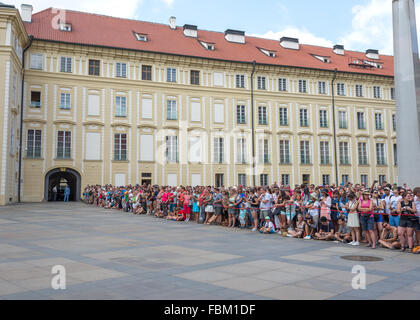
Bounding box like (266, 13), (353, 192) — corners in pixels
(44, 168), (81, 202)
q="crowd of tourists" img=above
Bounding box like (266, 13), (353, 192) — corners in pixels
(83, 181), (420, 254)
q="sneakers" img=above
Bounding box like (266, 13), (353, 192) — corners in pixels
(333, 240), (340, 244)
(252, 228), (257, 232)
(287, 234), (293, 238)
(352, 241), (360, 246)
(304, 235), (312, 240)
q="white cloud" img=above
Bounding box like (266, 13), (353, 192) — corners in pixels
(8, 0), (143, 19)
(162, 0), (174, 6)
(251, 27), (334, 48)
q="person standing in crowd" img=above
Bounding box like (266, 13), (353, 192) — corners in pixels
(248, 189), (260, 232)
(389, 188), (402, 227)
(397, 192), (417, 253)
(413, 187), (420, 249)
(358, 190), (376, 249)
(52, 185), (58, 201)
(346, 192), (360, 246)
(372, 190), (384, 239)
(63, 185), (70, 202)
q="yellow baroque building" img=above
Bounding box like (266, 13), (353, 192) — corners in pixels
(0, 4), (398, 204)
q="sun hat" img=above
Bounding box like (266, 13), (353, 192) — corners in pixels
(311, 193), (318, 199)
(363, 190), (370, 195)
(265, 216), (270, 220)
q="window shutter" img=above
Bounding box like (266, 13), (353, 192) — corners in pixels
(140, 135), (153, 161)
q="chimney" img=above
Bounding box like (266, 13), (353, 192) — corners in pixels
(225, 29), (245, 44)
(333, 44), (344, 55)
(169, 16), (176, 30)
(366, 49), (379, 60)
(183, 24), (197, 38)
(280, 37), (299, 50)
(21, 4), (33, 23)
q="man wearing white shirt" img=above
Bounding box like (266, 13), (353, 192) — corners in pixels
(389, 189), (402, 227)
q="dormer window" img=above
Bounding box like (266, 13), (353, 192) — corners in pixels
(312, 55), (330, 63)
(259, 48), (276, 58)
(134, 33), (148, 42)
(199, 41), (215, 51)
(59, 23), (72, 32)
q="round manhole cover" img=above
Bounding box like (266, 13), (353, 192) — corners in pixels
(341, 255), (384, 262)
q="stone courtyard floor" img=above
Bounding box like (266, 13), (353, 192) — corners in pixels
(0, 202), (419, 300)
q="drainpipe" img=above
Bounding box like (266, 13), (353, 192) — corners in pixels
(18, 35), (34, 203)
(331, 68), (339, 186)
(250, 60), (256, 187)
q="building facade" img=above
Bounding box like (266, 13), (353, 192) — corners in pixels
(0, 4), (398, 204)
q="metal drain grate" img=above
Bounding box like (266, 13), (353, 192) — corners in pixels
(340, 255), (384, 262)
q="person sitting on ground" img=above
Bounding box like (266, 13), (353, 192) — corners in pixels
(304, 214), (316, 240)
(314, 216), (335, 241)
(287, 214), (305, 238)
(335, 217), (352, 243)
(260, 216), (276, 234)
(378, 222), (401, 250)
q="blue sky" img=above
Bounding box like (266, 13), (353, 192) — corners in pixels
(9, 0), (420, 54)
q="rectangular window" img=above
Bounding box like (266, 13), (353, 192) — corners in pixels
(320, 141), (330, 165)
(60, 57), (72, 73)
(258, 106), (267, 125)
(339, 111), (347, 129)
(318, 81), (326, 94)
(300, 109), (308, 127)
(322, 175), (330, 186)
(260, 174), (269, 187)
(279, 140), (290, 164)
(300, 141), (310, 164)
(27, 130), (42, 158)
(376, 143), (386, 165)
(342, 175), (349, 184)
(361, 175), (368, 186)
(188, 136), (201, 163)
(373, 86), (381, 99)
(88, 59), (100, 76)
(214, 138), (224, 164)
(358, 142), (368, 165)
(281, 174), (290, 186)
(258, 139), (269, 164)
(59, 93), (71, 110)
(355, 85), (363, 97)
(142, 65), (152, 81)
(392, 114), (396, 131)
(391, 87), (395, 100)
(114, 133), (127, 161)
(299, 80), (307, 93)
(279, 108), (288, 126)
(167, 68), (177, 82)
(115, 96), (127, 117)
(339, 142), (350, 165)
(236, 75), (245, 88)
(357, 112), (365, 129)
(30, 54), (43, 70)
(393, 144), (397, 165)
(215, 174), (225, 188)
(116, 62), (127, 78)
(237, 138), (247, 164)
(319, 110), (328, 128)
(57, 131), (71, 159)
(237, 105), (246, 124)
(238, 174), (247, 187)
(375, 113), (384, 130)
(379, 175), (386, 185)
(257, 76), (266, 90)
(190, 70), (200, 85)
(337, 83), (345, 96)
(279, 78), (287, 91)
(166, 136), (178, 162)
(167, 100), (177, 120)
(30, 91), (41, 108)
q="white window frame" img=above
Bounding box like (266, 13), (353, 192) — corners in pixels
(115, 96), (127, 117)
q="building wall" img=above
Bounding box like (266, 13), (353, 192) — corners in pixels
(19, 40), (397, 202)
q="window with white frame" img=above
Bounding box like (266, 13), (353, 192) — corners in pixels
(258, 106), (267, 125)
(237, 138), (247, 164)
(339, 142), (350, 165)
(60, 57), (72, 73)
(57, 131), (71, 159)
(300, 109), (308, 127)
(358, 142), (368, 165)
(355, 84), (363, 97)
(257, 76), (266, 90)
(279, 140), (290, 164)
(238, 174), (247, 186)
(392, 114), (396, 131)
(27, 129), (42, 158)
(114, 133), (127, 161)
(375, 113), (384, 130)
(299, 80), (307, 93)
(319, 110), (328, 128)
(393, 144), (397, 165)
(260, 174), (269, 187)
(361, 175), (368, 186)
(281, 174), (290, 186)
(357, 112), (365, 129)
(167, 100), (177, 120)
(379, 175), (386, 184)
(342, 175), (349, 184)
(188, 136), (202, 163)
(258, 139), (269, 164)
(322, 175), (330, 186)
(115, 96), (127, 117)
(166, 136), (178, 162)
(339, 111), (347, 129)
(373, 86), (381, 99)
(116, 62), (127, 78)
(30, 91), (41, 108)
(320, 141), (330, 164)
(59, 93), (71, 110)
(167, 68), (177, 82)
(337, 83), (345, 96)
(236, 75), (245, 88)
(318, 81), (326, 94)
(30, 54), (43, 70)
(237, 105), (246, 124)
(279, 78), (287, 91)
(376, 143), (386, 165)
(300, 141), (310, 164)
(391, 87), (395, 100)
(279, 107), (288, 126)
(214, 138), (224, 164)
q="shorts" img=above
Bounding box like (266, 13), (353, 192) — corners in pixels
(374, 213), (383, 223)
(183, 205), (192, 214)
(360, 214), (375, 231)
(228, 208), (236, 215)
(331, 211), (339, 221)
(205, 205), (214, 213)
(389, 215), (400, 227)
(399, 216), (418, 229)
(416, 219), (420, 231)
(260, 209), (270, 220)
(215, 206), (223, 215)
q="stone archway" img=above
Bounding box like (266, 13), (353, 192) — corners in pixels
(44, 168), (81, 202)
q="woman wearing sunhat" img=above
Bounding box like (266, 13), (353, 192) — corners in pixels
(346, 192), (360, 246)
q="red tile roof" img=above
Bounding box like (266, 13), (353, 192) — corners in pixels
(24, 8), (394, 77)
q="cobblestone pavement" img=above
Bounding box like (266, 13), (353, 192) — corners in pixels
(0, 203), (419, 300)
